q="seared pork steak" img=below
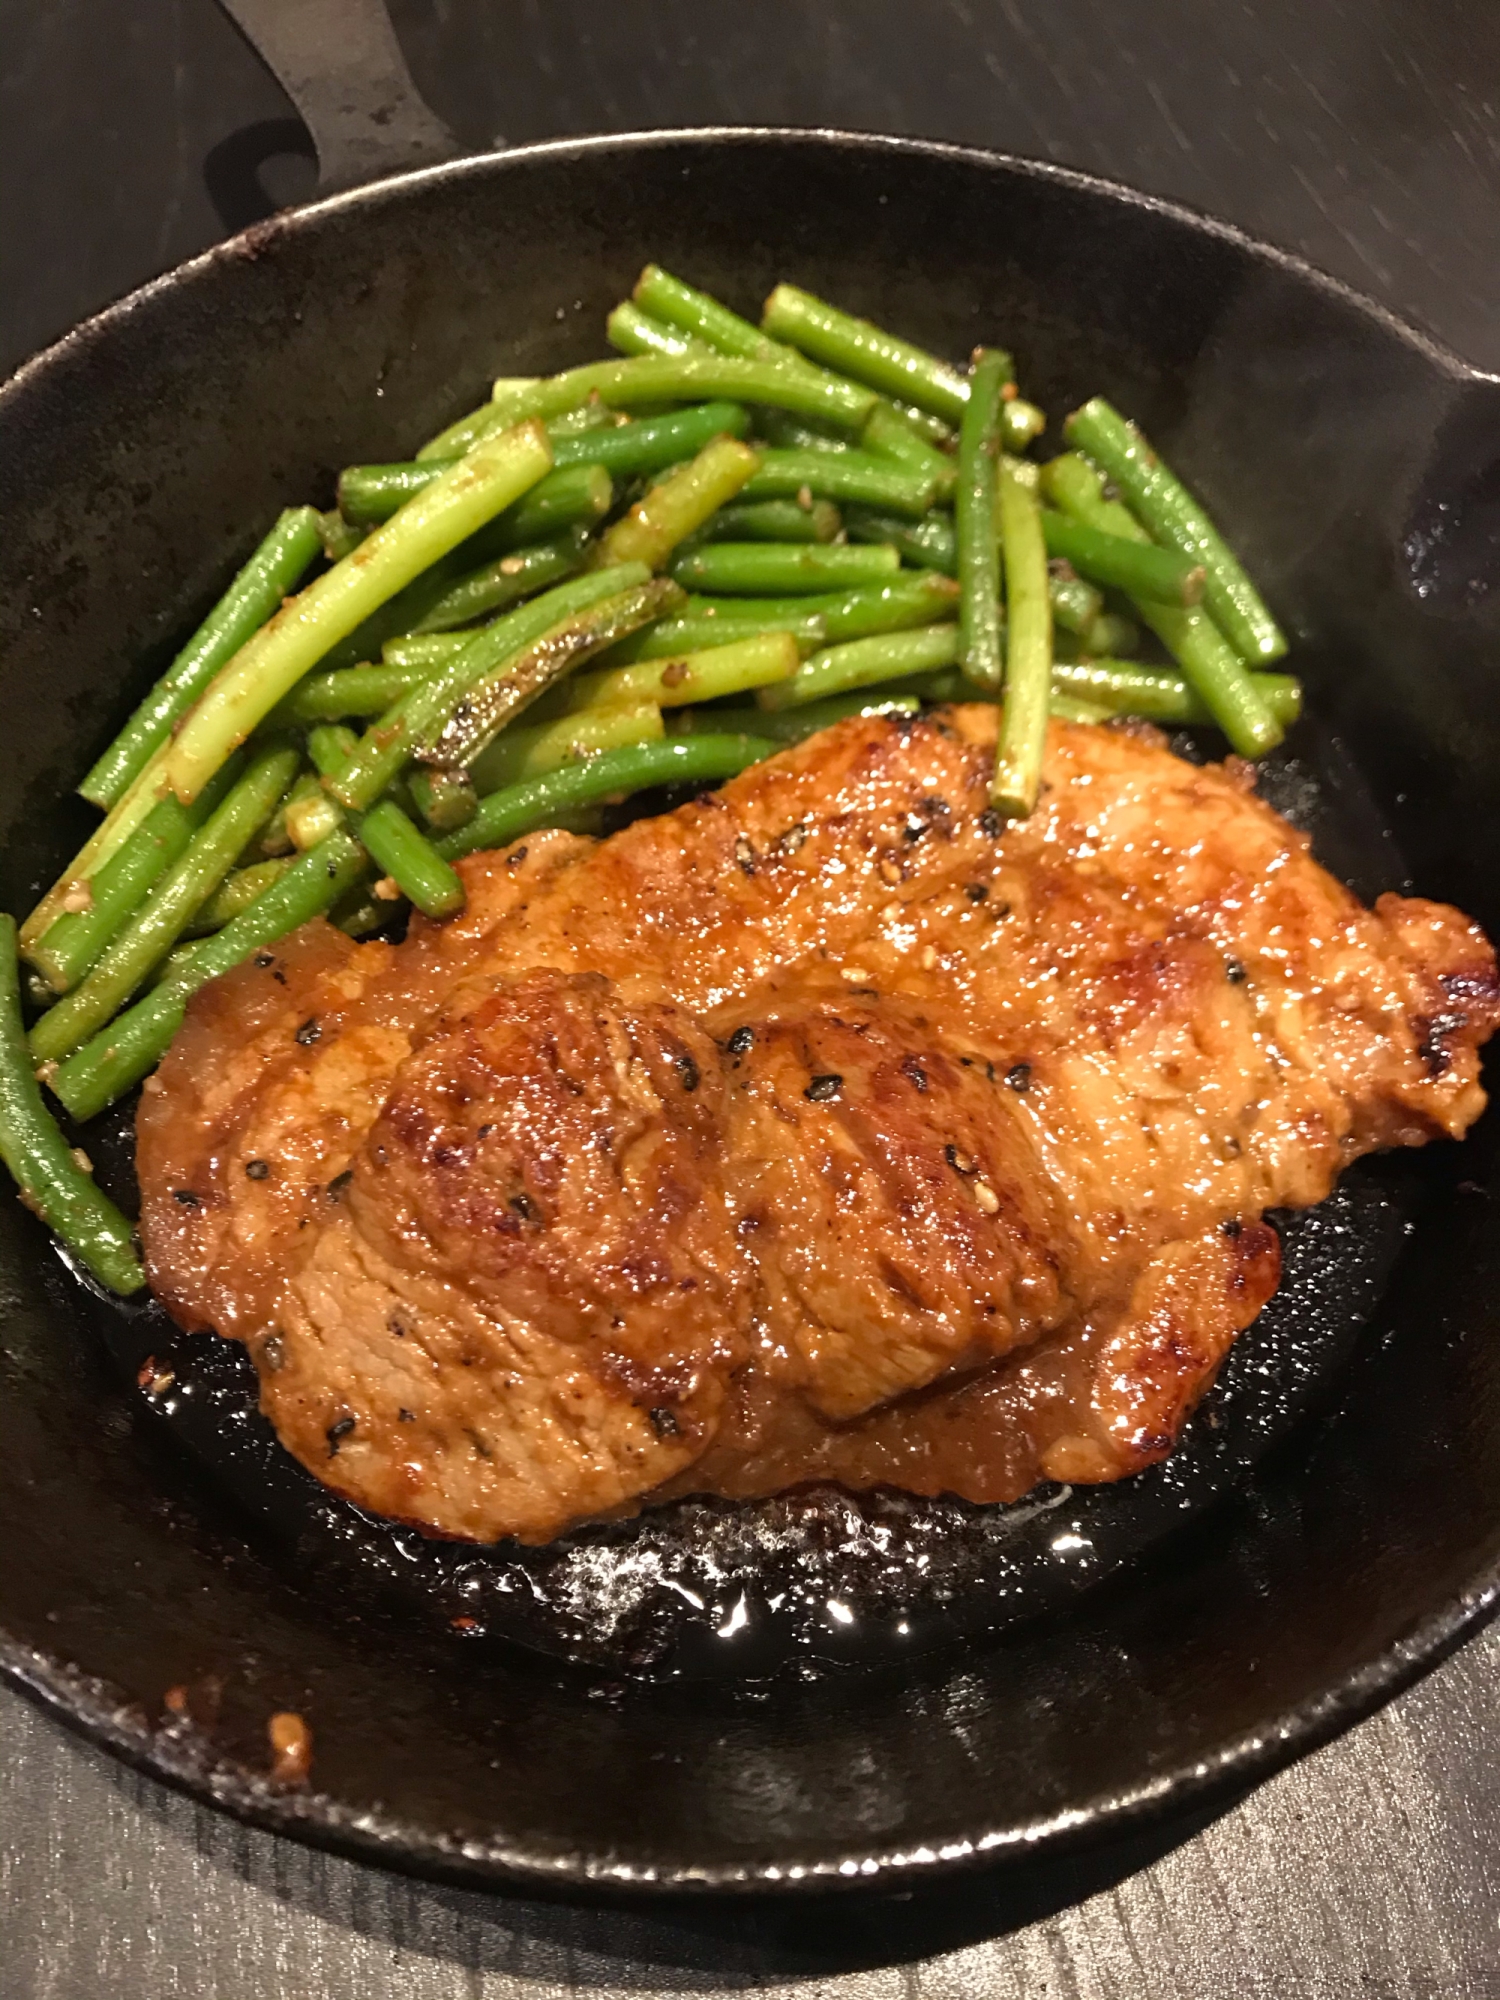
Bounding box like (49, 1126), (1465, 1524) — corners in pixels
(138, 708), (1499, 1543)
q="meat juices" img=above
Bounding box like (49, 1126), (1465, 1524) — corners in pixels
(137, 709), (1500, 1543)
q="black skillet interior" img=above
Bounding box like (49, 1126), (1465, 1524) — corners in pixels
(1, 131), (1499, 1894)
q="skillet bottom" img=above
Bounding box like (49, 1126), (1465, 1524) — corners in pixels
(79, 725), (1432, 1681)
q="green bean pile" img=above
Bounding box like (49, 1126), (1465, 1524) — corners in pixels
(1, 265), (1301, 1293)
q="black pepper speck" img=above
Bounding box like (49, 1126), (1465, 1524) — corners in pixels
(295, 1018), (321, 1046)
(1005, 1062), (1032, 1093)
(805, 1073), (843, 1102)
(326, 1414), (356, 1456)
(245, 1159), (270, 1181)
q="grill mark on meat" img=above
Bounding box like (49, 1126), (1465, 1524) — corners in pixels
(138, 708), (1500, 1543)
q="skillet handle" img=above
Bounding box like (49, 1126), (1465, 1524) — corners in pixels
(217, 0), (461, 196)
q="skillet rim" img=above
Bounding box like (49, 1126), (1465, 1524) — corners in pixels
(1, 122), (1497, 1898)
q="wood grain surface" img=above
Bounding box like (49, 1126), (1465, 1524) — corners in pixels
(3, 0), (1500, 1991)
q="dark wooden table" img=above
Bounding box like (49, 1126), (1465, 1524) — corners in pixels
(4, 2), (1500, 1991)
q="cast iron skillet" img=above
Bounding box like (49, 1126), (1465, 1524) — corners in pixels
(1, 0), (1499, 1898)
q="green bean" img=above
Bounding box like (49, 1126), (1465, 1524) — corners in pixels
(634, 265), (793, 364)
(1063, 398), (1287, 664)
(845, 505), (958, 575)
(467, 703), (664, 795)
(753, 408), (850, 454)
(598, 437), (760, 569)
(1042, 452), (1282, 756)
(285, 792), (345, 851)
(761, 624), (962, 709)
(185, 857), (294, 935)
(1040, 509), (1204, 606)
(447, 356), (876, 445)
(268, 660), (430, 725)
(740, 447), (939, 518)
(438, 734), (775, 862)
(1048, 691), (1112, 725)
(1082, 610), (1141, 657)
(557, 402), (750, 478)
(1051, 659), (1303, 729)
(328, 565), (648, 813)
(79, 508), (323, 811)
(335, 890), (399, 938)
(1001, 398), (1047, 452)
(607, 609), (829, 663)
(338, 460), (608, 535)
(671, 692), (921, 742)
(357, 803), (465, 919)
(705, 498), (842, 544)
(306, 724), (358, 780)
(992, 455), (1053, 817)
(1047, 564), (1105, 638)
(0, 918), (143, 1293)
(27, 762), (240, 992)
(955, 349), (1009, 689)
(316, 510), (367, 562)
(410, 528), (589, 635)
(257, 771), (322, 857)
(407, 768), (477, 833)
(606, 302), (699, 359)
(383, 633), (467, 671)
(29, 746), (300, 1065)
(48, 832), (367, 1124)
(684, 570), (959, 642)
(885, 400), (955, 447)
(420, 577), (683, 769)
(566, 632), (801, 713)
(670, 543), (901, 595)
(155, 422), (555, 808)
(500, 464), (614, 543)
(760, 284), (984, 424)
(862, 402), (957, 498)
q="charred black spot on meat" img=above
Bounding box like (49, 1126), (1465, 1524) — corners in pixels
(1417, 1010), (1469, 1077)
(725, 1025), (754, 1057)
(326, 1414), (355, 1456)
(245, 1158), (270, 1180)
(295, 1018), (321, 1046)
(648, 1406), (681, 1438)
(900, 1055), (929, 1092)
(966, 882), (989, 903)
(1006, 1063), (1032, 1093)
(173, 1188), (200, 1208)
(805, 1073), (843, 1102)
(676, 1054), (700, 1093)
